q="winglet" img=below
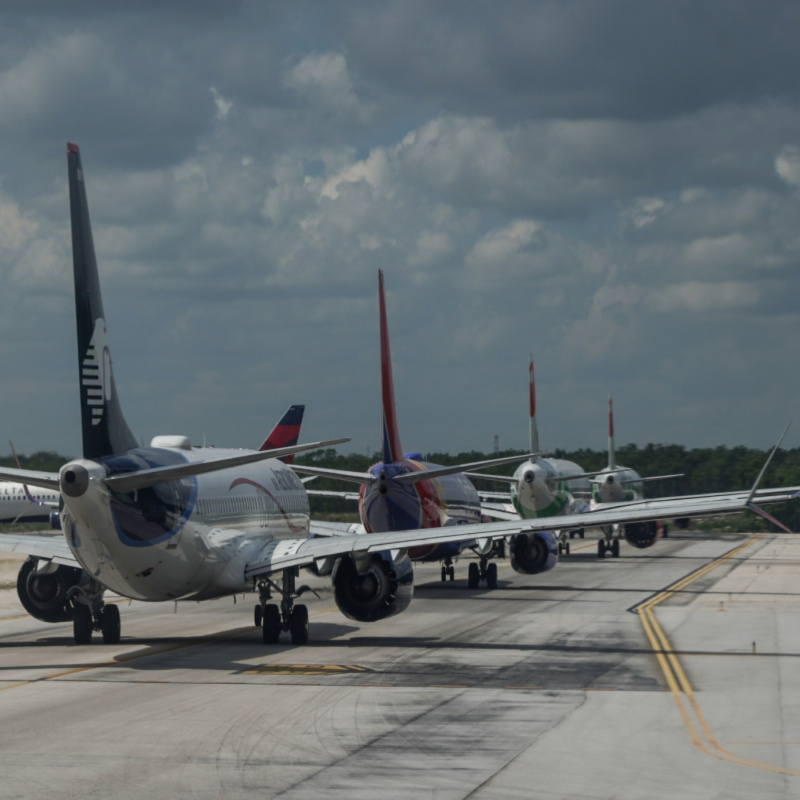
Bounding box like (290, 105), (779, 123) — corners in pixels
(746, 420), (792, 505)
(259, 404), (305, 464)
(68, 143), (137, 459)
(379, 270), (403, 464)
(529, 356), (540, 455)
(746, 420), (793, 532)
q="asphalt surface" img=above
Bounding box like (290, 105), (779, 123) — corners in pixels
(1, 530), (799, 799)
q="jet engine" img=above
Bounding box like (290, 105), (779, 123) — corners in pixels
(622, 520), (663, 549)
(332, 550), (413, 622)
(16, 557), (83, 623)
(509, 531), (558, 575)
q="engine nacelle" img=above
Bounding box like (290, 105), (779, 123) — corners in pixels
(509, 531), (558, 575)
(332, 550), (413, 623)
(623, 520), (663, 549)
(16, 557), (83, 623)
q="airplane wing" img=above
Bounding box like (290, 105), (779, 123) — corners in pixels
(246, 484), (800, 578)
(0, 534), (78, 567)
(0, 467), (60, 491)
(308, 520), (366, 537)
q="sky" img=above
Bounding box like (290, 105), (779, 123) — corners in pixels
(1, 0), (800, 461)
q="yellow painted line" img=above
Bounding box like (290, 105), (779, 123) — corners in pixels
(638, 536), (800, 777)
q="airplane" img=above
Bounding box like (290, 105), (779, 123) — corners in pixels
(591, 396), (683, 557)
(468, 359), (624, 554)
(0, 143), (578, 645)
(0, 441), (61, 524)
(0, 481), (60, 524)
(295, 272), (556, 590)
(0, 144), (796, 648)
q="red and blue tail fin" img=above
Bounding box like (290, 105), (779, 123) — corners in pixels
(259, 404), (305, 464)
(379, 270), (403, 465)
(68, 143), (137, 459)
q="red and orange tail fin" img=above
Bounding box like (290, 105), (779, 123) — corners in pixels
(259, 404), (305, 464)
(379, 270), (403, 464)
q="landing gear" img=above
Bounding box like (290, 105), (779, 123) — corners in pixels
(558, 541), (571, 556)
(440, 557), (455, 582)
(467, 556), (498, 589)
(255, 568), (318, 645)
(69, 580), (118, 645)
(100, 604), (121, 644)
(568, 528), (584, 539)
(73, 604), (93, 644)
(598, 529), (620, 559)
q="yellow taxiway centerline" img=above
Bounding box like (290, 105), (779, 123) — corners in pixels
(637, 535), (800, 777)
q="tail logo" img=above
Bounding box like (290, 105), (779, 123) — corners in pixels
(82, 318), (112, 426)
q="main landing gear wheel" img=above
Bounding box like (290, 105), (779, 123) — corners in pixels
(448, 565), (454, 581)
(468, 561), (480, 589)
(100, 604), (121, 644)
(256, 567), (320, 645)
(73, 604), (93, 645)
(262, 604), (281, 644)
(486, 562), (498, 590)
(254, 604), (263, 627)
(611, 539), (620, 558)
(598, 539), (606, 558)
(290, 604), (309, 645)
(441, 566), (447, 581)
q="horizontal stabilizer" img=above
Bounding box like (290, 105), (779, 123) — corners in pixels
(393, 452), (548, 487)
(104, 437), (349, 493)
(622, 472), (683, 485)
(0, 466), (60, 491)
(289, 465), (376, 486)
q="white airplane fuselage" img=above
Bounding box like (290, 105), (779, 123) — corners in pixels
(60, 446), (309, 603)
(591, 466), (643, 507)
(511, 457), (590, 520)
(0, 482), (59, 523)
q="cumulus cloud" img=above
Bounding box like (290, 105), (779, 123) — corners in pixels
(776, 145), (800, 189)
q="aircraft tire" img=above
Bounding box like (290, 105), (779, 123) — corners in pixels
(663, 526), (669, 538)
(441, 566), (447, 582)
(448, 565), (455, 581)
(262, 604), (281, 644)
(100, 604), (121, 644)
(468, 562), (480, 590)
(486, 562), (498, 590)
(598, 539), (606, 558)
(290, 604), (309, 645)
(254, 604), (263, 627)
(579, 529), (585, 539)
(565, 542), (570, 555)
(612, 539), (620, 558)
(73, 604), (93, 645)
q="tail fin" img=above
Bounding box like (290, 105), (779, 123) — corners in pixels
(259, 404), (305, 464)
(528, 357), (540, 455)
(607, 395), (616, 470)
(68, 143), (137, 459)
(378, 270), (403, 464)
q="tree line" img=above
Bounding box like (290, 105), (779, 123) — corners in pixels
(3, 444), (799, 531)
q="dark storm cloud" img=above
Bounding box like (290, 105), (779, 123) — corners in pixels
(344, 0), (800, 120)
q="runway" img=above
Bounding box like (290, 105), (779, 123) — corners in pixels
(2, 530), (800, 798)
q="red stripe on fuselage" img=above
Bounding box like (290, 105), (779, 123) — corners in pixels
(228, 477), (306, 533)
